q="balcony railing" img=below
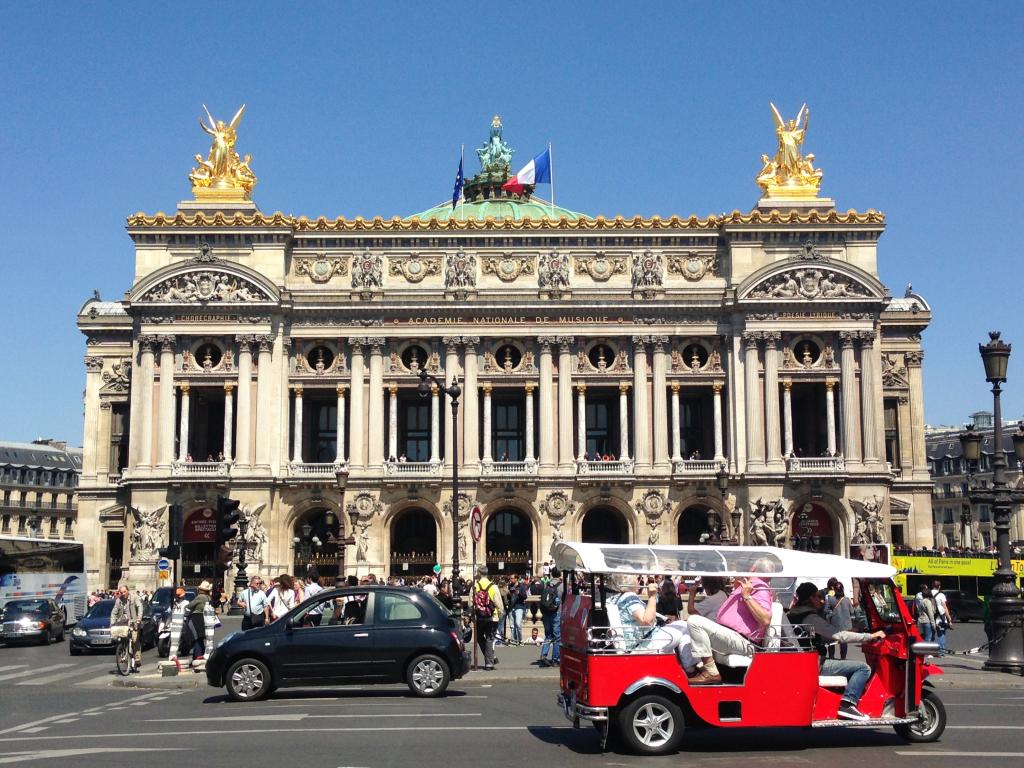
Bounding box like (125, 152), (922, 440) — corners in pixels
(481, 460), (539, 476)
(786, 456), (846, 473)
(383, 460), (443, 477)
(171, 461), (231, 477)
(672, 459), (727, 475)
(289, 462), (349, 478)
(576, 459), (635, 475)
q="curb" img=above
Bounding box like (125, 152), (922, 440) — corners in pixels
(110, 674), (203, 690)
(929, 676), (1024, 690)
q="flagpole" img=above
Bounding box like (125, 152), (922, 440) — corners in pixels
(459, 144), (465, 220)
(548, 142), (555, 220)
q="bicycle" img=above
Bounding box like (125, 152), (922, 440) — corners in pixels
(113, 624), (138, 676)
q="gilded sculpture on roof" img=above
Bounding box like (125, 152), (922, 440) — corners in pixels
(756, 103), (823, 199)
(189, 104), (257, 199)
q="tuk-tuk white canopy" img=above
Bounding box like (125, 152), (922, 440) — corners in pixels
(551, 542), (896, 580)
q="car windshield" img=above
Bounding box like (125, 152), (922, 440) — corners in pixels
(4, 599), (47, 613)
(86, 601), (114, 618)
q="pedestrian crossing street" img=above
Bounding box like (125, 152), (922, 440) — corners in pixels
(0, 661), (124, 687)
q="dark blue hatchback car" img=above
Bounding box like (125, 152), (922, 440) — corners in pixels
(206, 586), (469, 701)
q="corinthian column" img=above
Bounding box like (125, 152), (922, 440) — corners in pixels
(178, 384), (191, 462)
(632, 336), (650, 468)
(713, 382), (725, 462)
(825, 380), (837, 456)
(255, 335), (274, 469)
(347, 338), (366, 468)
(157, 336), (176, 468)
(763, 332), (783, 469)
(538, 337), (556, 472)
(557, 336), (575, 469)
(651, 336), (670, 470)
(388, 384), (399, 461)
(576, 384), (587, 460)
(619, 382), (631, 461)
(462, 337), (479, 466)
(860, 331), (880, 463)
(482, 383), (493, 462)
(524, 383), (535, 462)
(443, 337), (461, 466)
(223, 383), (234, 462)
(235, 335), (253, 468)
(906, 350), (926, 473)
(839, 332), (862, 463)
(367, 337), (386, 467)
(782, 380), (793, 458)
(743, 332), (764, 470)
(670, 383), (681, 462)
(335, 384), (347, 463)
(430, 384), (440, 462)
(292, 385), (303, 463)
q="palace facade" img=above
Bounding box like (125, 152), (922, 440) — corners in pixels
(76, 113), (933, 589)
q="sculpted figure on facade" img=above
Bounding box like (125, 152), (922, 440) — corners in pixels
(240, 503), (268, 563)
(101, 359), (132, 393)
(352, 251), (384, 289)
(482, 253), (534, 282)
(445, 250), (477, 289)
(631, 250), (664, 291)
(538, 251), (571, 292)
(755, 102), (823, 198)
(189, 104), (257, 196)
(356, 521), (371, 563)
(130, 505), (166, 561)
(540, 491), (576, 545)
(851, 496), (885, 545)
(750, 269), (870, 300)
(747, 498), (790, 548)
(575, 253), (627, 282)
(667, 252), (717, 281)
(143, 271), (270, 303)
(389, 254), (441, 283)
(295, 255), (349, 284)
(636, 489), (667, 546)
(476, 115), (514, 176)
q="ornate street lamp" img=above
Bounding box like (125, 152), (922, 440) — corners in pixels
(964, 332), (1024, 674)
(329, 467), (357, 588)
(959, 424), (982, 465)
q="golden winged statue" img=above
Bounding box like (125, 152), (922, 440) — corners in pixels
(755, 102), (823, 199)
(189, 104), (257, 199)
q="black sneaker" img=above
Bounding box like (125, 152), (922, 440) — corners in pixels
(838, 700), (870, 721)
(537, 659), (551, 667)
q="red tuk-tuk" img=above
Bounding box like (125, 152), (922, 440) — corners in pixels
(554, 542), (946, 755)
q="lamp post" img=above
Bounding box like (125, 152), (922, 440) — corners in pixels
(417, 368), (462, 586)
(327, 467), (359, 588)
(293, 522), (322, 573)
(960, 332), (1024, 675)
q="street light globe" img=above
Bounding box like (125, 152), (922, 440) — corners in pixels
(980, 331), (1011, 384)
(347, 508), (360, 530)
(959, 424), (982, 463)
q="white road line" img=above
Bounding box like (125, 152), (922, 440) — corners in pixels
(50, 720), (77, 725)
(215, 699), (489, 710)
(947, 725), (1024, 730)
(0, 664), (74, 683)
(0, 665), (26, 673)
(18, 662), (111, 686)
(895, 752), (1024, 757)
(0, 711), (80, 737)
(0, 747), (187, 764)
(17, 729), (48, 735)
(146, 713), (482, 723)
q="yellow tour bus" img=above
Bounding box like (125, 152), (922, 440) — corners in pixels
(892, 552), (1024, 598)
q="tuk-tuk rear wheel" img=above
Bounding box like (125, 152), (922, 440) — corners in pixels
(617, 694), (684, 755)
(894, 689), (946, 743)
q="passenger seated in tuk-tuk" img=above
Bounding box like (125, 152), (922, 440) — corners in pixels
(604, 574), (664, 649)
(787, 581), (887, 721)
(686, 563), (776, 684)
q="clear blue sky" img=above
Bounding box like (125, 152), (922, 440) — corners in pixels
(1, 1), (1021, 445)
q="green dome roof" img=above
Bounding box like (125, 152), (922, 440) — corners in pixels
(407, 196), (586, 223)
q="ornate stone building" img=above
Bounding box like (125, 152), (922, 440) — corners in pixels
(0, 440), (81, 540)
(76, 109), (933, 589)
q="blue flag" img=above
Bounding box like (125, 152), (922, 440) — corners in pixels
(452, 154), (464, 209)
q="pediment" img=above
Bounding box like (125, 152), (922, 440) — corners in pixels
(738, 258), (886, 303)
(129, 261), (279, 305)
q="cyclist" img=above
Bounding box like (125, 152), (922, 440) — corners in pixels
(111, 584), (144, 673)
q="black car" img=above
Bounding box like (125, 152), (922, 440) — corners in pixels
(943, 589), (985, 622)
(69, 599), (157, 655)
(1, 598), (65, 645)
(206, 586), (469, 701)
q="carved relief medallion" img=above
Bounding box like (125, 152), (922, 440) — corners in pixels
(667, 252), (717, 281)
(294, 255), (349, 283)
(481, 254), (535, 282)
(575, 253), (627, 282)
(388, 254), (441, 283)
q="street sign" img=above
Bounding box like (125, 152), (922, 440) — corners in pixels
(157, 557), (171, 571)
(470, 506), (483, 542)
(158, 569), (170, 580)
(432, 564), (441, 575)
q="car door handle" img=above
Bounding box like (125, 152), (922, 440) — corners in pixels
(354, 632), (369, 638)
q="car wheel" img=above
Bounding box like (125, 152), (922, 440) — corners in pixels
(406, 654), (450, 698)
(39, 627), (51, 646)
(57, 625), (66, 642)
(895, 689), (946, 743)
(226, 659), (272, 702)
(617, 694), (684, 756)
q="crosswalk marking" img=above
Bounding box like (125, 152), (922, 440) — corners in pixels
(0, 664), (26, 673)
(0, 664), (74, 683)
(19, 662), (111, 686)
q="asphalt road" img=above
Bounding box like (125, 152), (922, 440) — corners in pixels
(1, 618), (1020, 767)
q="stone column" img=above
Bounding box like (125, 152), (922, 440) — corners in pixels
(763, 332), (783, 469)
(462, 337), (480, 466)
(631, 336), (650, 468)
(291, 385), (303, 463)
(127, 344), (143, 470)
(825, 380), (837, 456)
(538, 337), (556, 472)
(713, 382), (725, 462)
(83, 357), (103, 478)
(782, 380), (793, 458)
(157, 335), (176, 468)
(576, 384), (587, 460)
(178, 384), (191, 462)
(443, 337), (461, 466)
(223, 383), (235, 461)
(388, 384), (399, 461)
(96, 402), (112, 479)
(906, 351), (927, 472)
(860, 331), (879, 463)
(742, 332), (764, 469)
(347, 338), (366, 468)
(235, 335), (253, 467)
(839, 332), (862, 463)
(557, 336), (575, 469)
(524, 383), (535, 462)
(651, 336), (670, 470)
(481, 384), (493, 462)
(619, 383), (631, 461)
(430, 384), (440, 462)
(335, 384), (347, 463)
(670, 383), (682, 462)
(367, 337), (386, 467)
(255, 335), (274, 468)
(136, 337), (156, 469)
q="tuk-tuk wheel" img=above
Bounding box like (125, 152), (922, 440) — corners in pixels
(894, 689), (946, 743)
(617, 694), (684, 755)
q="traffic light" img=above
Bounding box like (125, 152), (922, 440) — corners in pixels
(159, 504), (184, 561)
(216, 496), (241, 567)
(158, 544), (180, 560)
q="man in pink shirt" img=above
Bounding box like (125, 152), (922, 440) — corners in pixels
(686, 574), (773, 684)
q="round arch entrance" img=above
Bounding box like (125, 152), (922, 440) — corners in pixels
(292, 508), (341, 578)
(677, 504), (716, 544)
(581, 506), (629, 544)
(790, 501), (837, 553)
(485, 509), (532, 576)
(389, 509), (438, 577)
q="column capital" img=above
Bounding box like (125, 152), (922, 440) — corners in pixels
(224, 382), (235, 394)
(442, 335), (461, 352)
(537, 335), (558, 350)
(482, 383), (493, 395)
(618, 382), (631, 394)
(859, 330), (877, 345)
(139, 335), (158, 352)
(430, 384), (439, 396)
(388, 383), (398, 395)
(462, 335), (481, 350)
(825, 379), (836, 391)
(158, 335), (176, 352)
(256, 334), (274, 352)
(524, 382), (536, 394)
(670, 382), (681, 394)
(905, 350), (924, 367)
(650, 334), (670, 349)
(99, 401), (112, 411)
(781, 379), (792, 391)
(235, 334), (255, 351)
(763, 331), (781, 347)
(576, 383), (587, 394)
(742, 331), (761, 348)
(336, 383), (347, 396)
(556, 335), (575, 351)
(713, 382), (724, 394)
(366, 336), (386, 353)
(179, 383), (191, 394)
(839, 331), (858, 348)
(84, 356), (104, 372)
(630, 334), (648, 348)
(347, 336), (368, 351)
(292, 384), (304, 396)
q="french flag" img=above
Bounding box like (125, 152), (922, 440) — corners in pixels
(502, 148), (551, 194)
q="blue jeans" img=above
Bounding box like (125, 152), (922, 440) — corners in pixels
(821, 658), (871, 704)
(935, 624), (947, 654)
(511, 606), (525, 643)
(918, 622), (933, 642)
(540, 611), (560, 662)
